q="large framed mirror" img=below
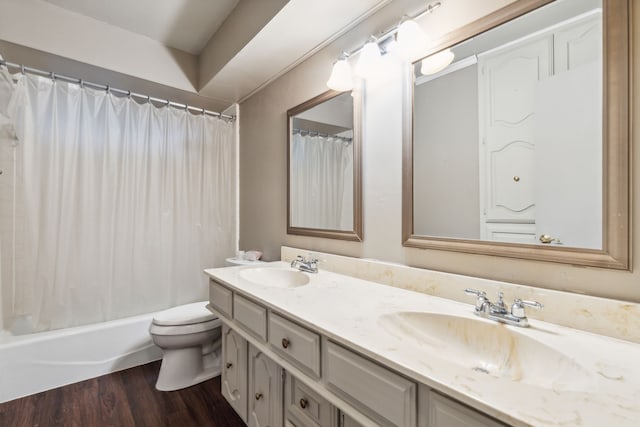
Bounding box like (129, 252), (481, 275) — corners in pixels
(287, 89), (363, 241)
(402, 0), (630, 269)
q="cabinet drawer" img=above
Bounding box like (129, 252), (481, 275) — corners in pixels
(209, 280), (233, 318)
(326, 342), (416, 427)
(269, 313), (321, 377)
(285, 373), (335, 427)
(233, 294), (267, 341)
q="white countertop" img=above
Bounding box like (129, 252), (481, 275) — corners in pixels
(205, 262), (640, 427)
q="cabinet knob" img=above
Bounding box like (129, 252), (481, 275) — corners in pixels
(299, 398), (308, 409)
(513, 176), (520, 182)
(255, 393), (263, 401)
(225, 362), (233, 369)
(281, 338), (290, 349)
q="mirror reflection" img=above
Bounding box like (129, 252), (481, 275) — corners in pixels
(288, 91), (362, 240)
(412, 0), (602, 249)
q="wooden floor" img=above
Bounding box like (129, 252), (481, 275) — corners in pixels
(0, 361), (246, 427)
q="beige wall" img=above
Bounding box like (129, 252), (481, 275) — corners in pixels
(239, 0), (640, 302)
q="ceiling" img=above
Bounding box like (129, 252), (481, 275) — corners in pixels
(0, 0), (392, 111)
(43, 0), (240, 54)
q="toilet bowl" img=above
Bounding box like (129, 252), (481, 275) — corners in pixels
(149, 301), (222, 391)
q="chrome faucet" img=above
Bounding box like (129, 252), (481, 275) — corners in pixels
(290, 255), (319, 273)
(464, 289), (542, 327)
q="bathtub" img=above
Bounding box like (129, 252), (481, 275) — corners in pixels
(0, 312), (163, 403)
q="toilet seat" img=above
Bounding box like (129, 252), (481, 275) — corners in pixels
(152, 301), (216, 326)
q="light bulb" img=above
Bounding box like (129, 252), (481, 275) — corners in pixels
(355, 40), (382, 79)
(395, 18), (431, 61)
(326, 58), (353, 91)
(420, 49), (455, 75)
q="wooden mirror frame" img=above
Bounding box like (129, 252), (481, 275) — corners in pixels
(402, 0), (630, 269)
(287, 89), (364, 241)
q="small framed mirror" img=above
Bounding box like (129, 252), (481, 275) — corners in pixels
(402, 0), (629, 269)
(287, 89), (363, 241)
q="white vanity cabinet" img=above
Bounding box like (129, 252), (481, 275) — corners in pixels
(222, 324), (249, 423)
(248, 345), (284, 427)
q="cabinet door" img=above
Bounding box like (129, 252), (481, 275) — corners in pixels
(221, 324), (248, 423)
(248, 344), (284, 427)
(420, 386), (506, 427)
(339, 411), (365, 427)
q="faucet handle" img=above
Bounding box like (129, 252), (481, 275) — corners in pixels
(511, 298), (543, 319)
(464, 289), (490, 313)
(464, 288), (486, 298)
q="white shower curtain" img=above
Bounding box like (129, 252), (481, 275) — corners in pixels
(6, 74), (236, 332)
(290, 133), (353, 230)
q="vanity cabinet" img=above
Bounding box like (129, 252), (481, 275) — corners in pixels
(222, 324), (249, 423)
(212, 278), (511, 427)
(248, 345), (284, 427)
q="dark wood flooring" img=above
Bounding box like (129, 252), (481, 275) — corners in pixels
(0, 361), (246, 427)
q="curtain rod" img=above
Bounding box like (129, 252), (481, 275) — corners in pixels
(0, 59), (235, 121)
(293, 127), (352, 142)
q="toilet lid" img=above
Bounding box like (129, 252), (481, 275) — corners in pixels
(152, 301), (217, 326)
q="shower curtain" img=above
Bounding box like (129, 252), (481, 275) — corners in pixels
(290, 133), (353, 230)
(4, 73), (236, 332)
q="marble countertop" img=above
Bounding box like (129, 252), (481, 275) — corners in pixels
(205, 262), (640, 427)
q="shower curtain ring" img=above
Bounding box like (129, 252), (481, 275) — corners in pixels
(50, 72), (55, 81)
(79, 79), (84, 88)
(20, 64), (25, 75)
(127, 90), (132, 99)
(106, 85), (110, 93)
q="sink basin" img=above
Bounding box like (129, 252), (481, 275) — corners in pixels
(379, 311), (594, 391)
(239, 268), (310, 288)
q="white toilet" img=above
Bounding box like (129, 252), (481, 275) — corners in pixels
(149, 301), (222, 391)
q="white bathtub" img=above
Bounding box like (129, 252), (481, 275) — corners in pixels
(0, 312), (162, 403)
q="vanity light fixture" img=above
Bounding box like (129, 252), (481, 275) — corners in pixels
(420, 48), (455, 75)
(355, 37), (383, 78)
(326, 53), (354, 91)
(325, 2), (443, 90)
(395, 17), (431, 60)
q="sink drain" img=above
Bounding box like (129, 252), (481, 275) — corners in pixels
(472, 366), (490, 374)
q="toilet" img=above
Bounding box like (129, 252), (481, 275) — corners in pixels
(149, 301), (222, 391)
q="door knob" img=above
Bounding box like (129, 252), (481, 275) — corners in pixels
(539, 234), (561, 244)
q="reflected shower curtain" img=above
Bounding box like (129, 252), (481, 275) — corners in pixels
(290, 133), (353, 230)
(7, 74), (235, 332)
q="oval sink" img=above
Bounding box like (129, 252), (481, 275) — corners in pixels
(239, 268), (310, 288)
(379, 311), (594, 391)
